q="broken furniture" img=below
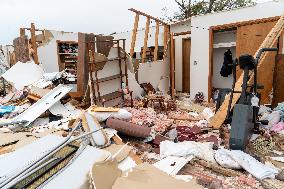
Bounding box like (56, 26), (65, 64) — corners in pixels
(84, 36), (129, 107)
(143, 94), (166, 111)
(229, 48), (278, 150)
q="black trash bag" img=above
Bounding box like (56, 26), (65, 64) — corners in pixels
(220, 49), (233, 77)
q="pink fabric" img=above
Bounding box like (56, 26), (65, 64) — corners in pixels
(271, 122), (284, 132)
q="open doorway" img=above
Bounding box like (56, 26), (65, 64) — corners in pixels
(182, 38), (191, 93)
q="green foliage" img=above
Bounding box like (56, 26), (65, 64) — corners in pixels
(170, 0), (256, 20)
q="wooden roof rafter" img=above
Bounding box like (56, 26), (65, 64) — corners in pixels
(128, 8), (169, 26)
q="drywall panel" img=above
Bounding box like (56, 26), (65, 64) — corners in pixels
(37, 30), (78, 73)
(171, 22), (191, 92)
(190, 0), (284, 100)
(138, 60), (169, 92)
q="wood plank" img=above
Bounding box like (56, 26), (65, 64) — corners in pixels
(154, 21), (160, 61)
(128, 8), (168, 25)
(96, 74), (125, 83)
(163, 25), (170, 60)
(142, 17), (150, 63)
(30, 23), (39, 64)
(20, 28), (25, 37)
(272, 55), (284, 108)
(208, 28), (214, 101)
(112, 135), (143, 164)
(211, 14), (284, 129)
(130, 13), (139, 58)
(100, 91), (122, 102)
(174, 31), (191, 36)
(211, 16), (280, 31)
(170, 33), (175, 98)
(77, 33), (92, 94)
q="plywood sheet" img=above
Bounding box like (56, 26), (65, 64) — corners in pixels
(96, 35), (114, 57)
(13, 35), (30, 63)
(236, 21), (277, 104)
(272, 55), (284, 108)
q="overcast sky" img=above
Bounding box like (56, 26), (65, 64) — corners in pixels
(0, 0), (178, 45)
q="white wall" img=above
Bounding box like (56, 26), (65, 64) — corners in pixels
(170, 22), (191, 92)
(37, 30), (78, 73)
(190, 0), (284, 100)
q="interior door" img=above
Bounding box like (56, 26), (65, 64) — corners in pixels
(182, 38), (191, 93)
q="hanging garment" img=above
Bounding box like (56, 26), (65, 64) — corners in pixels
(220, 49), (233, 77)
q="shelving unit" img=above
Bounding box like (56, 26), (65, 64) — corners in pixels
(213, 42), (236, 48)
(57, 41), (78, 84)
(86, 38), (128, 106)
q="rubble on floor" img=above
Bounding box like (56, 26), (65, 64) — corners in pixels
(0, 61), (284, 189)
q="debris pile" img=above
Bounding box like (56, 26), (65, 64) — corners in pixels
(0, 58), (284, 189)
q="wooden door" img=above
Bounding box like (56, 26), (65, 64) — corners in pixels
(182, 38), (191, 93)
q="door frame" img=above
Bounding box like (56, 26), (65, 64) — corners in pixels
(182, 37), (191, 93)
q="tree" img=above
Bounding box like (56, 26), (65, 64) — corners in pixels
(167, 0), (255, 21)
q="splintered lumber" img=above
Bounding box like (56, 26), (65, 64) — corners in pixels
(130, 13), (139, 57)
(154, 21), (160, 61)
(30, 23), (39, 64)
(112, 135), (143, 164)
(211, 14), (284, 129)
(142, 17), (150, 63)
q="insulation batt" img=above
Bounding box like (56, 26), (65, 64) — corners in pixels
(106, 118), (151, 138)
(159, 140), (216, 163)
(215, 149), (279, 180)
(88, 109), (132, 122)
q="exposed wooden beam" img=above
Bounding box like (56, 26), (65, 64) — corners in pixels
(210, 14), (284, 129)
(173, 31), (191, 36)
(142, 17), (150, 63)
(170, 33), (175, 98)
(208, 28), (214, 102)
(154, 21), (160, 61)
(30, 23), (39, 64)
(130, 13), (139, 57)
(20, 28), (25, 37)
(163, 25), (170, 60)
(128, 8), (169, 25)
(211, 16), (280, 31)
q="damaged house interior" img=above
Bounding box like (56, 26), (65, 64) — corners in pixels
(1, 0), (284, 188)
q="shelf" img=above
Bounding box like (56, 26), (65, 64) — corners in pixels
(213, 42), (236, 49)
(88, 57), (125, 64)
(59, 53), (78, 55)
(100, 91), (123, 102)
(96, 74), (124, 83)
